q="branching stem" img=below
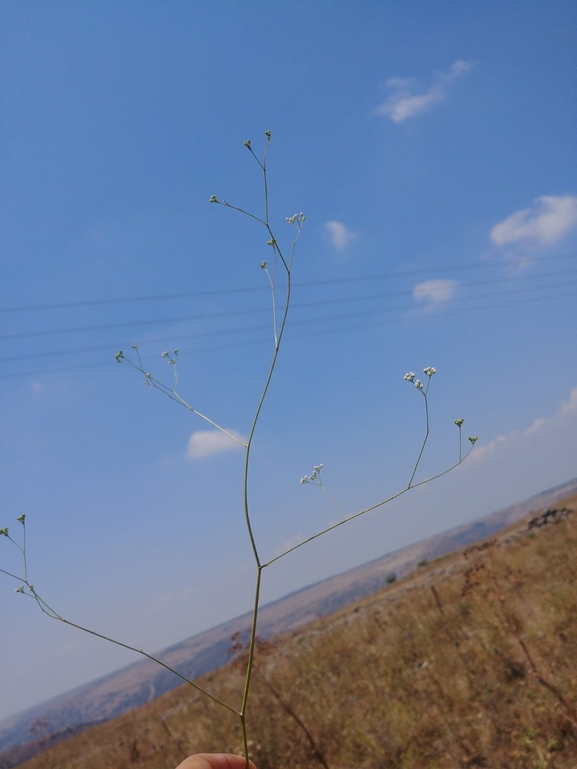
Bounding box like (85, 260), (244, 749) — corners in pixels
(1, 137), (476, 769)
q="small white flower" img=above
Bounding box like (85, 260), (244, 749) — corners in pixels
(404, 372), (416, 382)
(454, 418), (464, 427)
(423, 366), (437, 377)
(300, 476), (309, 484)
(468, 436), (478, 445)
(15, 586), (25, 594)
(313, 464), (323, 472)
(414, 379), (424, 390)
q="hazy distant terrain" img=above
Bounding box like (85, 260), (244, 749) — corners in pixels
(1, 476), (576, 761)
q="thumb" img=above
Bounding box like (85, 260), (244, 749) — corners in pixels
(175, 753), (257, 769)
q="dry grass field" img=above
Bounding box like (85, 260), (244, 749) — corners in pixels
(11, 493), (577, 769)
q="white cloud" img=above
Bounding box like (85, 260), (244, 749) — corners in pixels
(377, 60), (471, 123)
(413, 278), (458, 308)
(186, 428), (247, 459)
(325, 220), (356, 250)
(471, 386), (577, 463)
(558, 386), (577, 418)
(490, 195), (577, 248)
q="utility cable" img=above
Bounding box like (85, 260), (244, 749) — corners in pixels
(1, 252), (576, 314)
(1, 285), (575, 380)
(2, 269), (576, 342)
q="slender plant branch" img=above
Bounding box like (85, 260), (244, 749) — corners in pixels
(408, 390), (430, 488)
(264, 447), (474, 569)
(319, 484), (344, 519)
(0, 566), (23, 581)
(1, 135), (477, 769)
(252, 666), (332, 769)
(262, 264), (278, 347)
(116, 353), (247, 448)
(2, 524), (238, 715)
(487, 562), (577, 727)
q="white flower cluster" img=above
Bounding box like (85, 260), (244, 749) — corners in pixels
(162, 349), (179, 365)
(300, 464), (323, 485)
(286, 212), (306, 226)
(404, 366), (437, 391)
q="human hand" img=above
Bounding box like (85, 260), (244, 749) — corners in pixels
(175, 754), (257, 769)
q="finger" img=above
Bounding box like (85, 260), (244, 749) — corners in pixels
(175, 753), (257, 769)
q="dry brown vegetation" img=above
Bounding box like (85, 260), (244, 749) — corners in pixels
(13, 493), (577, 769)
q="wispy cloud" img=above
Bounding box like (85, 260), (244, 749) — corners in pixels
(377, 60), (471, 123)
(413, 279), (458, 309)
(471, 386), (577, 463)
(325, 220), (356, 250)
(273, 534), (305, 557)
(490, 195), (577, 249)
(31, 382), (44, 393)
(186, 428), (247, 460)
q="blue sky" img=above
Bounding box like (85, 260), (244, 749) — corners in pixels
(1, 1), (576, 721)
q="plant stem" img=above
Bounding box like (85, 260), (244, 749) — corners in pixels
(29, 587), (239, 716)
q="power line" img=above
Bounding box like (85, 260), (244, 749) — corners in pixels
(1, 284), (574, 379)
(1, 252), (576, 314)
(2, 268), (576, 342)
(2, 278), (576, 365)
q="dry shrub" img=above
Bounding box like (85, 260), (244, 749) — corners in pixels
(15, 503), (577, 769)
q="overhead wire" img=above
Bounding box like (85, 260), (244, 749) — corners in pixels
(1, 276), (577, 365)
(1, 282), (575, 380)
(2, 266), (577, 342)
(1, 252), (576, 314)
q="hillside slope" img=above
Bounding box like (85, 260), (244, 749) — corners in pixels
(1, 477), (576, 763)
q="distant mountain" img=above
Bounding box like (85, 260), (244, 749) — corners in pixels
(1, 476), (576, 761)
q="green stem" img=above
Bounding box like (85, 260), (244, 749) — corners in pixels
(29, 587), (239, 716)
(408, 393), (430, 488)
(263, 448), (474, 568)
(240, 567), (263, 722)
